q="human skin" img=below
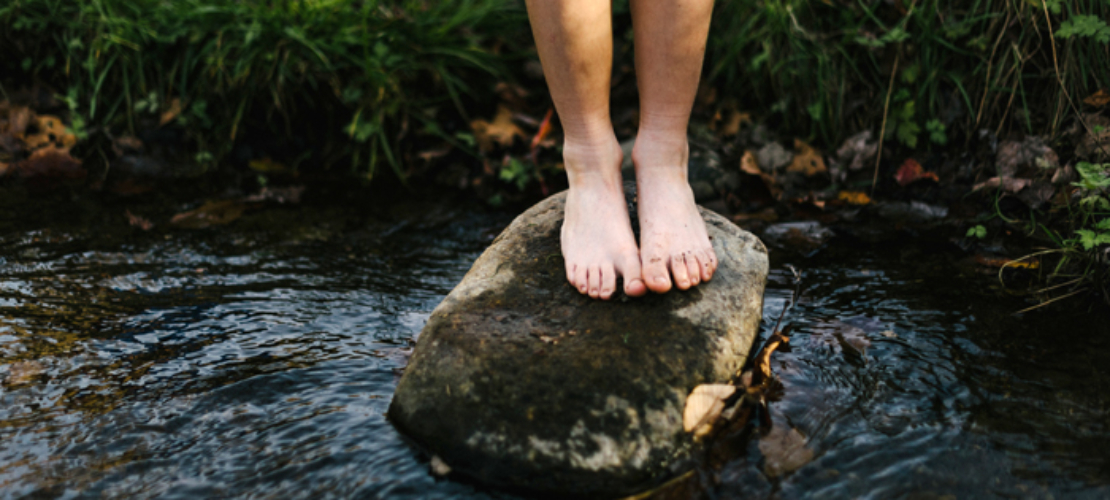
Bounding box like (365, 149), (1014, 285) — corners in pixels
(525, 0), (717, 300)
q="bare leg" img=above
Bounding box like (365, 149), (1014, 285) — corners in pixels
(630, 0), (718, 293)
(526, 0), (646, 299)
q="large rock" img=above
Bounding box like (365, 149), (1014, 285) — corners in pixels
(388, 183), (768, 498)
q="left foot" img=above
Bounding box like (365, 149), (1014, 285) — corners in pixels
(633, 133), (718, 293)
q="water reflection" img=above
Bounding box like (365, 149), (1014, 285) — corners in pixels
(1, 188), (1108, 499)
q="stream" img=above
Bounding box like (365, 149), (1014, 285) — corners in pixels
(1, 184), (1108, 499)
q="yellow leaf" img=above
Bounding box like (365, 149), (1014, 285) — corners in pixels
(837, 191), (872, 205)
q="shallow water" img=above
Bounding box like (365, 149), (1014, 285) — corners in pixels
(0, 186), (1107, 499)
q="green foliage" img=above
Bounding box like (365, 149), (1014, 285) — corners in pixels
(967, 225), (988, 239)
(1056, 14), (1110, 43)
(706, 0), (1110, 147)
(0, 0), (525, 178)
(1063, 162), (1110, 251)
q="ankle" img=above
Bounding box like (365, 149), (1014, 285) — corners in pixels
(563, 137), (623, 188)
(631, 132), (689, 179)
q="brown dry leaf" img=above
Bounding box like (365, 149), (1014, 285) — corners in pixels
(24, 115), (75, 151)
(720, 110), (752, 137)
(759, 425), (814, 478)
(894, 158), (939, 186)
(16, 146), (85, 180)
(683, 384), (736, 437)
(0, 162), (9, 177)
(787, 139), (827, 177)
(170, 200), (247, 229)
(470, 105), (525, 151)
(837, 191), (872, 205)
(740, 150), (761, 176)
(1084, 89), (1110, 108)
(5, 360), (43, 386)
(996, 137), (1057, 177)
(160, 98), (183, 126)
(125, 210), (154, 231)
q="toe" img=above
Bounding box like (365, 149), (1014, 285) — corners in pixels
(600, 263), (617, 300)
(619, 253), (647, 297)
(566, 262), (576, 287)
(587, 264), (601, 299)
(574, 264), (589, 295)
(698, 249), (715, 282)
(671, 253), (692, 290)
(643, 254), (672, 294)
(703, 248), (718, 280)
(684, 251), (701, 286)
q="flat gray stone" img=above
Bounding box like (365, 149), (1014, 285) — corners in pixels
(388, 183), (768, 497)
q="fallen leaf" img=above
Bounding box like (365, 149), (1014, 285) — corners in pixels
(170, 200), (247, 229)
(1084, 89), (1110, 108)
(753, 332), (790, 385)
(972, 176), (1031, 193)
(16, 146), (85, 181)
(470, 105), (525, 151)
(740, 150), (761, 176)
(837, 191), (872, 205)
(996, 137), (1057, 177)
(787, 139), (827, 177)
(125, 210), (154, 231)
(894, 158), (939, 186)
(720, 110), (752, 137)
(683, 384), (736, 436)
(759, 425), (814, 478)
(975, 255), (1039, 269)
(430, 455), (452, 476)
(160, 98), (183, 126)
(0, 162), (9, 177)
(836, 130), (878, 171)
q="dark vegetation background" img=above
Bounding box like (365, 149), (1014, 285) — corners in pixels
(1, 0), (1109, 305)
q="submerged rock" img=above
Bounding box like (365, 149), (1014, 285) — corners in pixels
(388, 183), (769, 498)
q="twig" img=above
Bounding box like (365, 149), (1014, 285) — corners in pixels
(1014, 288), (1087, 315)
(871, 53), (899, 195)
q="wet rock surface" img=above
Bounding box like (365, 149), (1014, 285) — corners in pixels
(388, 182), (769, 497)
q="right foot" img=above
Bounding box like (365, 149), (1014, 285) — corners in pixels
(561, 138), (647, 300)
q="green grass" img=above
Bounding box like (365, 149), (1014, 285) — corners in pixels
(2, 0), (1107, 176)
(0, 0), (526, 179)
(706, 0), (1110, 148)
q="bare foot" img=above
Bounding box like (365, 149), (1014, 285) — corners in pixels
(562, 138), (647, 299)
(633, 133), (718, 293)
